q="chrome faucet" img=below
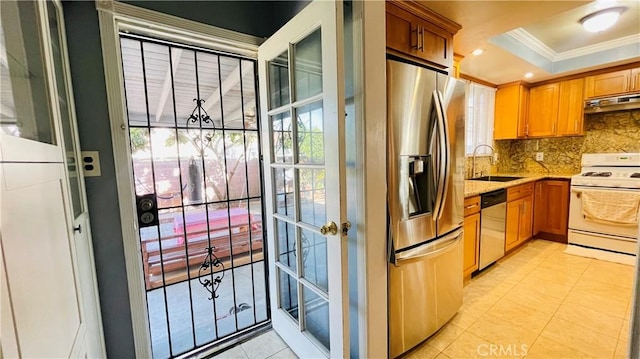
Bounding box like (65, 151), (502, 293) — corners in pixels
(472, 144), (495, 178)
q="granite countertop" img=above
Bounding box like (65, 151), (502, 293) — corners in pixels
(464, 172), (575, 197)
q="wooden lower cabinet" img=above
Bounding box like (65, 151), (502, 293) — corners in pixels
(463, 212), (480, 276)
(506, 183), (534, 251)
(533, 179), (570, 242)
(505, 200), (521, 251)
(519, 195), (533, 242)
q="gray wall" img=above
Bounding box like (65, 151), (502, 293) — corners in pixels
(62, 1), (307, 357)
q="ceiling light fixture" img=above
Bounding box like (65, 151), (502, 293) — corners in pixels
(579, 7), (626, 33)
(472, 49), (484, 56)
(524, 72), (534, 79)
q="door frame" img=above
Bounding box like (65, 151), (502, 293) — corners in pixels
(97, 2), (264, 356)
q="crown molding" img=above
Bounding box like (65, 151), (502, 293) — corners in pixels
(554, 34), (640, 61)
(507, 28), (556, 61)
(507, 28), (639, 63)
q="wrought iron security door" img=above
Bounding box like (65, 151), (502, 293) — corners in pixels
(120, 34), (268, 358)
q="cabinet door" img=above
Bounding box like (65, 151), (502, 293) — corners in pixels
(463, 213), (480, 276)
(557, 78), (584, 136)
(413, 16), (453, 69)
(543, 180), (570, 235)
(533, 181), (546, 236)
(519, 194), (534, 244)
(528, 83), (559, 137)
(631, 68), (640, 92)
(585, 69), (631, 98)
(385, 3), (416, 56)
(505, 200), (521, 251)
(494, 84), (527, 140)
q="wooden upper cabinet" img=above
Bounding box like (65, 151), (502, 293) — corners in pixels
(494, 83), (528, 140)
(585, 69), (632, 98)
(452, 53), (464, 79)
(632, 68), (640, 93)
(386, 4), (416, 56)
(528, 83), (559, 137)
(385, 1), (461, 71)
(557, 78), (584, 136)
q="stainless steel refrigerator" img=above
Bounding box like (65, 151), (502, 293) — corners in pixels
(387, 58), (465, 358)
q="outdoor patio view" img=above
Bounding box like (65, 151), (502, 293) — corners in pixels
(120, 35), (268, 358)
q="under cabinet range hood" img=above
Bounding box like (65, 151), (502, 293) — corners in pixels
(584, 94), (640, 114)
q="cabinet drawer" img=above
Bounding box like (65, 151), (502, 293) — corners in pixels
(507, 182), (534, 202)
(464, 196), (480, 216)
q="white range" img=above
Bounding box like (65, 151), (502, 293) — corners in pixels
(568, 153), (640, 260)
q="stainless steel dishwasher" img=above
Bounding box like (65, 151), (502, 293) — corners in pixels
(479, 189), (507, 270)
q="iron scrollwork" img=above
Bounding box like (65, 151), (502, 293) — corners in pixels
(199, 246), (225, 300)
(187, 98), (216, 156)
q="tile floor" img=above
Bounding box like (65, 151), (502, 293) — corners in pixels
(407, 239), (634, 359)
(214, 239), (634, 359)
(212, 331), (298, 359)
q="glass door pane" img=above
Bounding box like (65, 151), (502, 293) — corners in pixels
(267, 23), (331, 353)
(0, 0), (56, 144)
(259, 1), (346, 356)
(46, 1), (83, 217)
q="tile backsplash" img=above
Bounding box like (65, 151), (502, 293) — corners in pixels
(492, 109), (640, 174)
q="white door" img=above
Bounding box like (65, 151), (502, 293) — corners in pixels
(47, 1), (106, 356)
(258, 1), (348, 357)
(0, 0), (104, 357)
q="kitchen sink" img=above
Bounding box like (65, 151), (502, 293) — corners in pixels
(470, 176), (523, 182)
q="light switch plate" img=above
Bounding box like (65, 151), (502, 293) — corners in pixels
(81, 151), (101, 177)
(536, 152), (544, 161)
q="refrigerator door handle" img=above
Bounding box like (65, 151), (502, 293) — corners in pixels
(394, 228), (463, 262)
(436, 90), (451, 221)
(431, 90), (449, 221)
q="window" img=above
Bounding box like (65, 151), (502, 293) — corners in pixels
(465, 82), (496, 155)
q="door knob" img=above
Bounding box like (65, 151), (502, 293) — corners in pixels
(320, 221), (338, 235)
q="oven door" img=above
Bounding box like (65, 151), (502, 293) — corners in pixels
(569, 185), (639, 239)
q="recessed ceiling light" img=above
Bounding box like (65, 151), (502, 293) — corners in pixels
(580, 7), (626, 33)
(524, 72), (534, 79)
(472, 49), (484, 56)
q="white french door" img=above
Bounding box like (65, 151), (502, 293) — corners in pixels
(258, 1), (349, 357)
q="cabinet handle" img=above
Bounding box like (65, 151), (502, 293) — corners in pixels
(411, 26), (419, 50)
(420, 26), (424, 51)
(552, 122), (556, 134)
(525, 123), (529, 136)
(624, 77), (629, 91)
(465, 204), (478, 209)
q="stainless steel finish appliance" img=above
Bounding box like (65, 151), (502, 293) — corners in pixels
(386, 58), (465, 358)
(478, 189), (507, 270)
(584, 94), (640, 114)
(568, 153), (640, 257)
